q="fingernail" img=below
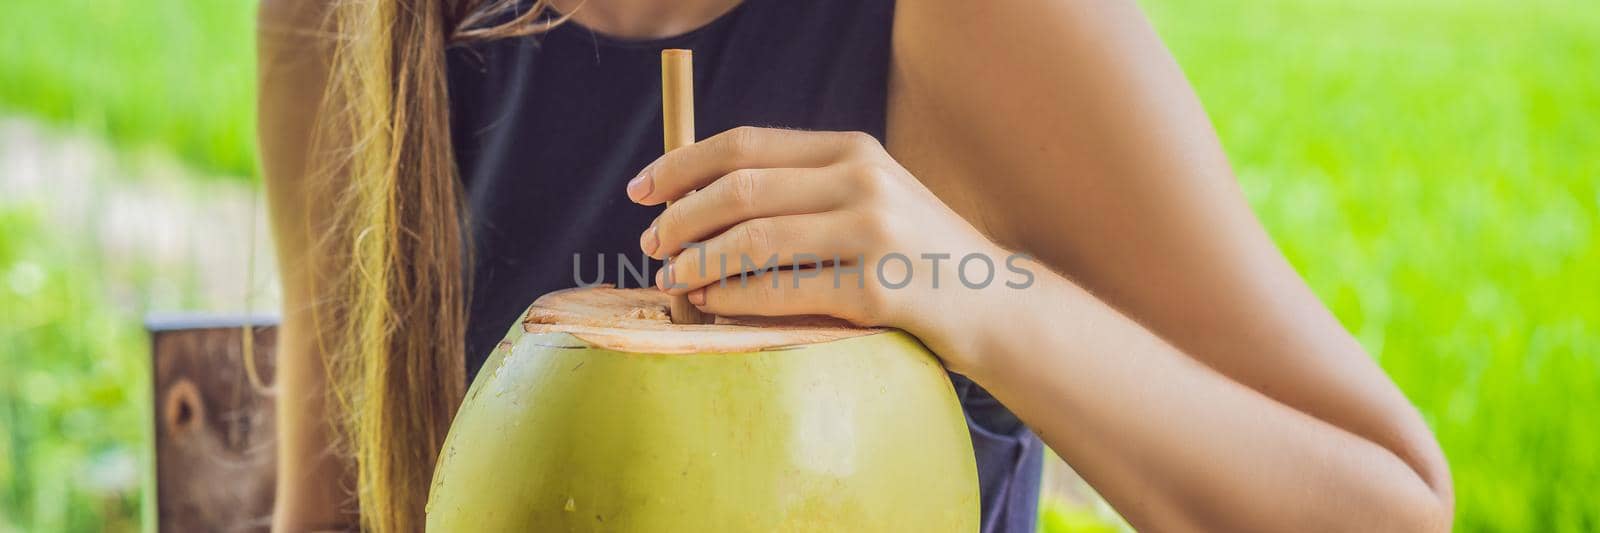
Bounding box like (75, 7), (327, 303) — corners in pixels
(687, 289), (706, 306)
(627, 166), (654, 202)
(640, 226), (660, 256)
(654, 267), (667, 290)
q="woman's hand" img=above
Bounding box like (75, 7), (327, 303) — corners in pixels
(627, 126), (1012, 369)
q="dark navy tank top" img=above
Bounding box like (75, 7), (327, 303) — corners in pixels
(446, 1), (1042, 530)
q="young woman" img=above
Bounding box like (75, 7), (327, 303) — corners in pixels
(258, 0), (1454, 531)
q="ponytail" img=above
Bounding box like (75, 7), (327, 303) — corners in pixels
(315, 1), (560, 529)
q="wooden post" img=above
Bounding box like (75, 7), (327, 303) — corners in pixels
(661, 49), (713, 324)
(148, 316), (279, 532)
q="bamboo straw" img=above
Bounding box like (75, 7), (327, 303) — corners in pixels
(661, 49), (712, 324)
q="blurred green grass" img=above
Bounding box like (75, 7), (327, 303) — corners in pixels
(0, 0), (258, 178)
(1144, 0), (1600, 530)
(0, 0), (1596, 531)
(1, 206), (148, 532)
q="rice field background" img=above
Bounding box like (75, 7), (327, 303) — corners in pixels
(1, 0), (1595, 531)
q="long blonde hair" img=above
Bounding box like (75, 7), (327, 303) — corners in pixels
(315, 1), (569, 530)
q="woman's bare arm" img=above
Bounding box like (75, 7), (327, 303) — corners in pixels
(888, 0), (1453, 530)
(258, 1), (357, 530)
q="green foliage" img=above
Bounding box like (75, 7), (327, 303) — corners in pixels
(0, 0), (259, 178)
(1038, 498), (1123, 533)
(1, 0), (1597, 531)
(1140, 0), (1600, 530)
(0, 207), (148, 532)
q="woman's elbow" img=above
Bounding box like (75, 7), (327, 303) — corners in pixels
(1378, 477), (1454, 533)
(1398, 496), (1454, 533)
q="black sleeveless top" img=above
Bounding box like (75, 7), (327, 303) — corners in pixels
(447, 2), (1042, 531)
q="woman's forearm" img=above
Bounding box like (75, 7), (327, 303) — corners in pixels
(259, 2), (356, 529)
(919, 260), (1451, 532)
(615, 115), (1453, 529)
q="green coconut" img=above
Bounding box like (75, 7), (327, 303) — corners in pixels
(425, 287), (978, 532)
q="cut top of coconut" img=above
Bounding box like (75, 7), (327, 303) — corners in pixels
(521, 287), (886, 353)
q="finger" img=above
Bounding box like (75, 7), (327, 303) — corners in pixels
(687, 265), (885, 326)
(657, 212), (871, 294)
(644, 166), (852, 259)
(627, 127), (880, 205)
